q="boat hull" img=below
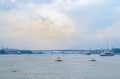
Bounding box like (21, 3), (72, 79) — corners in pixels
(100, 54), (114, 56)
(55, 60), (62, 62)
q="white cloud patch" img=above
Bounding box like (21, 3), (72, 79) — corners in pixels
(3, 0), (95, 49)
(53, 0), (96, 10)
(5, 2), (75, 45)
(11, 0), (16, 3)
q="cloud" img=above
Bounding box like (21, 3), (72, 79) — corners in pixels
(11, 0), (16, 3)
(0, 0), (120, 49)
(53, 0), (78, 9)
(52, 0), (97, 10)
(5, 2), (75, 43)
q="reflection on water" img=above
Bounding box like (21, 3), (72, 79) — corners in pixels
(0, 54), (120, 79)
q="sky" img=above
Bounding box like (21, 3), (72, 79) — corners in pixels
(0, 0), (120, 50)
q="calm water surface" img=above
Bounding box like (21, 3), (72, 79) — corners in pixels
(0, 54), (120, 79)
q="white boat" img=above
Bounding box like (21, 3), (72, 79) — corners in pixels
(100, 51), (114, 56)
(55, 56), (62, 62)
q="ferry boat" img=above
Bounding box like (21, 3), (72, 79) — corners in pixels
(100, 51), (114, 56)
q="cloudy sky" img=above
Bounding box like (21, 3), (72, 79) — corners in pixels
(0, 0), (120, 50)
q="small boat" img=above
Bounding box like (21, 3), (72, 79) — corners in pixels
(85, 53), (91, 55)
(90, 59), (96, 61)
(55, 56), (62, 62)
(12, 70), (18, 72)
(100, 51), (114, 56)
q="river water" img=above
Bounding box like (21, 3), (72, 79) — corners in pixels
(0, 54), (120, 79)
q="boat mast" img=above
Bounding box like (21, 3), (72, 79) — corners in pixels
(1, 41), (4, 50)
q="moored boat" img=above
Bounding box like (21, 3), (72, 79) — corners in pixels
(100, 51), (114, 56)
(90, 59), (96, 61)
(55, 56), (62, 62)
(85, 53), (91, 55)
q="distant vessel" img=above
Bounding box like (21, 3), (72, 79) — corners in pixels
(84, 50), (91, 55)
(85, 53), (91, 55)
(100, 51), (114, 56)
(90, 59), (96, 61)
(55, 56), (62, 62)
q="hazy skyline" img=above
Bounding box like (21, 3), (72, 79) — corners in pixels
(0, 0), (120, 50)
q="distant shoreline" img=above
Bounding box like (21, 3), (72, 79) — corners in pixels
(0, 48), (120, 55)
